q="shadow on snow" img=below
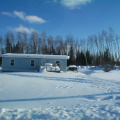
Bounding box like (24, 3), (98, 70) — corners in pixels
(0, 92), (120, 103)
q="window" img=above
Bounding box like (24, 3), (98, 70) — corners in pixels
(10, 59), (14, 66)
(31, 60), (34, 66)
(56, 61), (60, 67)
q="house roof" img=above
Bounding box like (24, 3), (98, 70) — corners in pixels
(0, 53), (69, 60)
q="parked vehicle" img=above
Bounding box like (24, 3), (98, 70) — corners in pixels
(67, 65), (78, 72)
(102, 64), (113, 72)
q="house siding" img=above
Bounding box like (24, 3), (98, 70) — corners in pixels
(2, 57), (67, 72)
(2, 58), (41, 72)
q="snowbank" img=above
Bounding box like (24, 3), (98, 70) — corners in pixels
(0, 104), (120, 120)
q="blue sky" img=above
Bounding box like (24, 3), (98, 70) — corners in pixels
(0, 0), (120, 39)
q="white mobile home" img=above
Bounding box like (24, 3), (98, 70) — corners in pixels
(1, 53), (69, 72)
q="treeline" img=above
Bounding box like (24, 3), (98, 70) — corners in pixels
(0, 27), (120, 66)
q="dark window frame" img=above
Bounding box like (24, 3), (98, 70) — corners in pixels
(10, 59), (14, 66)
(31, 59), (35, 66)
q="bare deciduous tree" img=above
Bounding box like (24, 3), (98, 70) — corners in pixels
(41, 32), (47, 53)
(30, 31), (39, 54)
(22, 31), (28, 54)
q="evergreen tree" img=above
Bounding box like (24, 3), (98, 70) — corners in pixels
(0, 57), (2, 66)
(76, 50), (80, 65)
(33, 42), (37, 54)
(16, 41), (21, 53)
(6, 38), (12, 53)
(103, 48), (111, 64)
(67, 46), (75, 66)
(86, 50), (92, 65)
(57, 49), (61, 55)
(12, 45), (16, 53)
(50, 45), (56, 55)
(95, 54), (100, 66)
(79, 51), (86, 65)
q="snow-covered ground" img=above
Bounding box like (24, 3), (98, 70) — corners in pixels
(0, 66), (120, 120)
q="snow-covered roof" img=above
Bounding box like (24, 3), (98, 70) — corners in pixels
(0, 53), (69, 59)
